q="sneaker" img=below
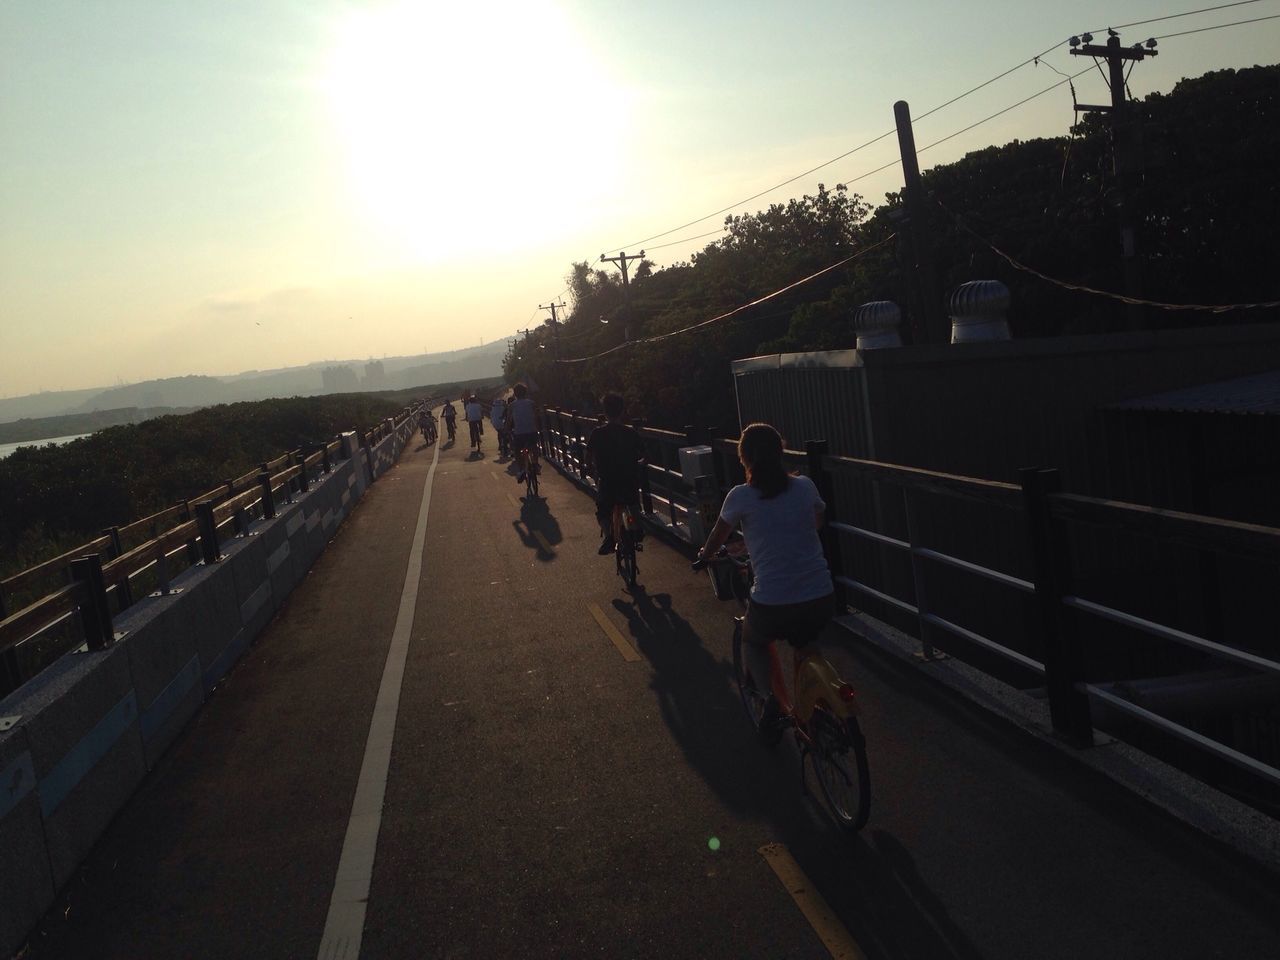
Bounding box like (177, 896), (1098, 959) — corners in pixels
(597, 535), (616, 555)
(757, 696), (786, 745)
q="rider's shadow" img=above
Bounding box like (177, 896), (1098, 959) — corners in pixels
(609, 589), (800, 820)
(511, 496), (562, 563)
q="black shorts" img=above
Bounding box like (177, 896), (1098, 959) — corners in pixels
(746, 592), (835, 649)
(513, 432), (539, 453)
(595, 483), (640, 524)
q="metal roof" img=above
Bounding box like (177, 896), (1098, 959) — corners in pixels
(1110, 370), (1280, 416)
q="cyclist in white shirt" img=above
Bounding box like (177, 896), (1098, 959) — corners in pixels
(696, 422), (835, 714)
(508, 382), (541, 483)
(490, 397), (510, 459)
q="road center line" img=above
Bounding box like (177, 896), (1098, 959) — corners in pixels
(758, 843), (866, 960)
(316, 438), (441, 960)
(533, 530), (555, 554)
(588, 603), (640, 662)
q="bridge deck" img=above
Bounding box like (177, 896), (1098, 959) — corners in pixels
(22, 433), (1280, 959)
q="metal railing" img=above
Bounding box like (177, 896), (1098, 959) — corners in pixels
(0, 403), (428, 696)
(538, 410), (1280, 800)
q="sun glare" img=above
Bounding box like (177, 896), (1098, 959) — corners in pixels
(325, 1), (628, 261)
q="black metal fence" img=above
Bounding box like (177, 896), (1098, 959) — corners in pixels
(541, 407), (1280, 810)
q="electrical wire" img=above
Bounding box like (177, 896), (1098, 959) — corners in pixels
(557, 233), (896, 364)
(1082, 0), (1270, 35)
(643, 227), (727, 252)
(598, 2), (1276, 264)
(1153, 12), (1280, 38)
(936, 199), (1280, 313)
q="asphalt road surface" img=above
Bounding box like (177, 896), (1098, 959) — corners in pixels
(21, 430), (1280, 959)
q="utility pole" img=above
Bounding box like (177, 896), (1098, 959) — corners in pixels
(1070, 30), (1157, 329)
(539, 301), (565, 403)
(600, 250), (645, 341)
(893, 102), (946, 344)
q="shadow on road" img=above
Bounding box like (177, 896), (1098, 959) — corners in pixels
(511, 495), (562, 562)
(608, 587), (984, 960)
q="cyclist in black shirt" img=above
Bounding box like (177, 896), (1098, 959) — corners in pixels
(586, 393), (645, 555)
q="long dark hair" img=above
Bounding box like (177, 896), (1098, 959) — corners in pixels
(738, 423), (789, 499)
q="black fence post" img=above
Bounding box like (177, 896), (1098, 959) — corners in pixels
(632, 419), (654, 515)
(321, 443), (332, 474)
(70, 555), (113, 650)
(195, 502), (222, 564)
(1021, 467), (1093, 746)
(258, 472), (277, 520)
(297, 449), (310, 492)
(805, 441), (848, 611)
(100, 525), (133, 610)
(181, 500), (201, 565)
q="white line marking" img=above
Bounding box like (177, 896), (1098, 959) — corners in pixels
(316, 440), (440, 960)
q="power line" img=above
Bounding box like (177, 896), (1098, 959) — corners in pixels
(557, 233), (896, 364)
(598, 2), (1276, 264)
(937, 200), (1280, 313)
(1085, 0), (1270, 34)
(1153, 12), (1280, 39)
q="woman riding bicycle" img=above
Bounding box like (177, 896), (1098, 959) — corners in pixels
(695, 423), (834, 727)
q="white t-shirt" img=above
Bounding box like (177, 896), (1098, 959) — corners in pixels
(719, 475), (832, 606)
(464, 401), (483, 422)
(509, 397), (537, 434)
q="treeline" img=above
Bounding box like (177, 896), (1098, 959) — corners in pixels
(0, 405), (197, 444)
(0, 394), (403, 579)
(506, 65), (1280, 429)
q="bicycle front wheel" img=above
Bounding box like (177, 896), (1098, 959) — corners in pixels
(731, 620), (770, 734)
(809, 710), (871, 832)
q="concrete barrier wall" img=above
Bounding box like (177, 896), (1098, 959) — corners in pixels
(0, 411), (423, 957)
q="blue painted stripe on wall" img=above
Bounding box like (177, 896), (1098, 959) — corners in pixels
(39, 691), (138, 818)
(202, 629), (248, 691)
(267, 540), (291, 574)
(240, 582), (272, 624)
(0, 750), (36, 819)
(139, 656), (201, 744)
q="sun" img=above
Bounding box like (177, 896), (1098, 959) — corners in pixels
(324, 1), (628, 261)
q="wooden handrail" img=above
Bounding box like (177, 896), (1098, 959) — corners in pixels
(825, 454), (1023, 510)
(1049, 492), (1280, 561)
(0, 583), (85, 656)
(1, 535), (113, 592)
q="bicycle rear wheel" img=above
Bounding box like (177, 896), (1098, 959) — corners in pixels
(809, 710), (870, 832)
(618, 537), (637, 587)
(731, 619), (771, 734)
(527, 465), (539, 497)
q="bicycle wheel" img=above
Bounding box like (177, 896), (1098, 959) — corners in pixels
(527, 465), (539, 498)
(731, 620), (770, 733)
(809, 710), (871, 832)
(620, 538), (637, 587)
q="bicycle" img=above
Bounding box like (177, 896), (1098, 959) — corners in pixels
(611, 503), (642, 588)
(444, 417), (456, 443)
(517, 440), (540, 498)
(692, 548), (870, 832)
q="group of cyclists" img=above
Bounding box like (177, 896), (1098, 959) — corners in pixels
(423, 385), (836, 736)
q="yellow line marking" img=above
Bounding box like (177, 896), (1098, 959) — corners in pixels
(588, 603), (640, 662)
(507, 494), (519, 508)
(490, 471), (499, 481)
(758, 843), (866, 960)
(532, 530), (555, 554)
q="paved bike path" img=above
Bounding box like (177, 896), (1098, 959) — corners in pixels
(22, 432), (1280, 959)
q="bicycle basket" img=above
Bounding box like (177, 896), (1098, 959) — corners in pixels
(708, 560), (740, 602)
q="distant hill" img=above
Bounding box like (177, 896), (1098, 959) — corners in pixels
(0, 339), (511, 434)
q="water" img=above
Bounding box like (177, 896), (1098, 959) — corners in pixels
(0, 433), (92, 459)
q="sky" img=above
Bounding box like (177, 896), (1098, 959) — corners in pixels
(2, 0), (1277, 396)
